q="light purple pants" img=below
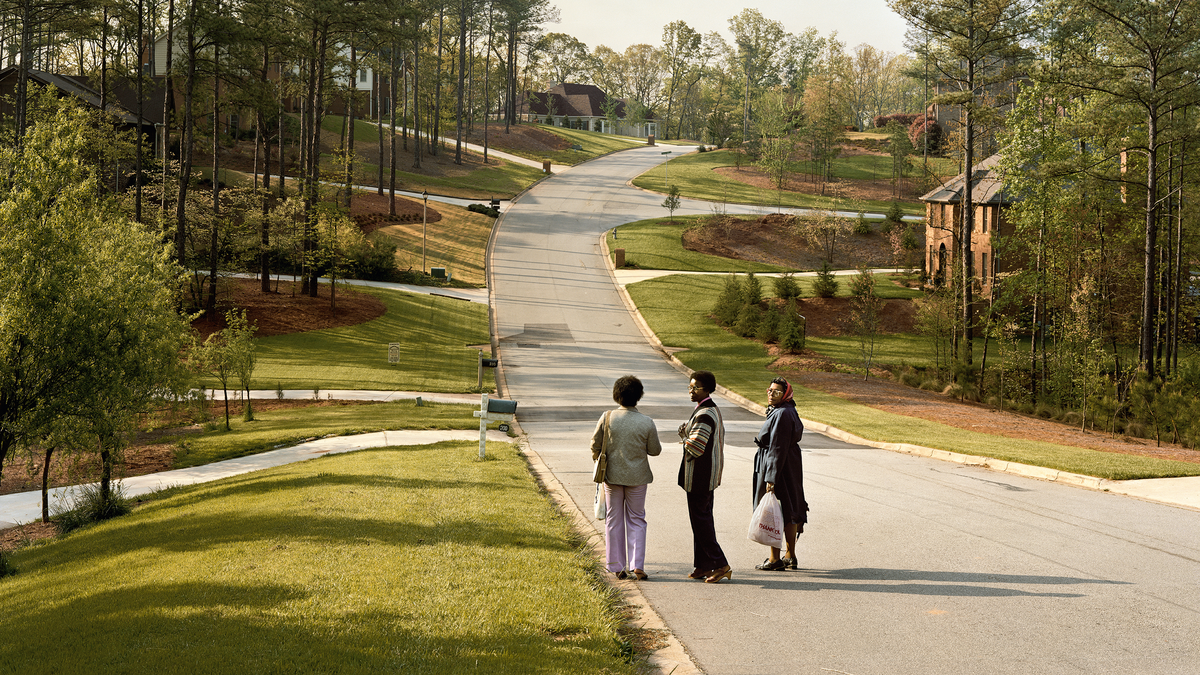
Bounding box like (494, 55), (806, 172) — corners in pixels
(604, 483), (648, 573)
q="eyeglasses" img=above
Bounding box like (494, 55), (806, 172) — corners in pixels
(767, 388), (786, 395)
(688, 385), (704, 392)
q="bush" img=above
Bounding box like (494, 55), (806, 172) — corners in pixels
(772, 272), (801, 300)
(901, 225), (920, 251)
(348, 237), (399, 281)
(735, 303), (761, 338)
(713, 275), (743, 326)
(467, 203), (500, 218)
(886, 202), (905, 223)
(909, 117), (943, 154)
(899, 368), (923, 388)
(743, 272), (763, 306)
(879, 218), (895, 235)
(756, 304), (781, 343)
(697, 145), (708, 152)
(873, 113), (919, 129)
(812, 262), (839, 298)
(0, 551), (14, 578)
(53, 481), (132, 534)
(853, 213), (871, 235)
(778, 310), (805, 353)
(919, 379), (941, 391)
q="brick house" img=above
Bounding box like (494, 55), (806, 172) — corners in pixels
(922, 154), (1014, 291)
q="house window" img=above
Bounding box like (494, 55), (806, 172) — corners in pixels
(981, 252), (988, 283)
(359, 69), (368, 83)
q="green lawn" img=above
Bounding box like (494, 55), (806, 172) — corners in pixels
(632, 148), (926, 216)
(607, 217), (790, 273)
(524, 126), (645, 165)
(626, 273), (1200, 480)
(175, 399), (483, 468)
(222, 286), (493, 392)
(368, 199), (493, 286)
(348, 157), (544, 200)
(1, 442), (637, 674)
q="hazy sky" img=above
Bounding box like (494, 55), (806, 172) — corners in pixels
(543, 0), (912, 56)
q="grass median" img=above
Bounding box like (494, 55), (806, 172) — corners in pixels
(608, 217), (790, 273)
(242, 286), (492, 393)
(632, 148), (926, 216)
(627, 273), (1200, 480)
(1, 442), (639, 673)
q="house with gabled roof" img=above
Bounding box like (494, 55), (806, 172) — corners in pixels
(518, 82), (657, 138)
(922, 154), (1015, 290)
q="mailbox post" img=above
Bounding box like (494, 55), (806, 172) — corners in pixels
(473, 393), (516, 459)
(477, 351), (498, 389)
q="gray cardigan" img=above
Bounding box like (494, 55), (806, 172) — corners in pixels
(591, 406), (662, 486)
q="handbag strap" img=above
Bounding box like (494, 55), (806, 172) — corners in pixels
(600, 410), (611, 459)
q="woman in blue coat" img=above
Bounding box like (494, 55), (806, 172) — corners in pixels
(752, 377), (808, 571)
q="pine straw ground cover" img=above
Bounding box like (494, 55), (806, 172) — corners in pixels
(0, 442), (644, 674)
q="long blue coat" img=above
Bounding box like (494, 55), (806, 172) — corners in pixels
(752, 399), (808, 526)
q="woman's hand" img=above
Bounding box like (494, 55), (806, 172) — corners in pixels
(765, 482), (774, 493)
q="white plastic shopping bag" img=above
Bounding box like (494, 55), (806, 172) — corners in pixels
(747, 492), (784, 548)
(594, 483), (606, 520)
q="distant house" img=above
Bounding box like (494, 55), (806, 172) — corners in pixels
(921, 154), (1014, 290)
(0, 66), (166, 141)
(518, 82), (657, 138)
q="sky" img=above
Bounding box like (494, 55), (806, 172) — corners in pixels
(543, 0), (912, 56)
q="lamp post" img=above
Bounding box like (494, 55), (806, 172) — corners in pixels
(661, 150), (672, 186)
(422, 189), (428, 273)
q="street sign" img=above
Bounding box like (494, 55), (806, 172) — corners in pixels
(388, 343), (400, 364)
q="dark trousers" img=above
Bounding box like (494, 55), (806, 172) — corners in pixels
(686, 489), (728, 571)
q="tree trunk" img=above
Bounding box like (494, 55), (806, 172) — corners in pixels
(40, 446), (54, 523)
(454, 0), (467, 165)
(344, 41), (356, 210)
(176, 0), (199, 272)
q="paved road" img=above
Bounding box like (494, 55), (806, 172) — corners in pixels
(491, 145), (1200, 674)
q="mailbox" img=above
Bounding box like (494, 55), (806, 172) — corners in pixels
(489, 198), (500, 210)
(431, 267), (448, 279)
(481, 358), (499, 368)
(487, 399), (518, 415)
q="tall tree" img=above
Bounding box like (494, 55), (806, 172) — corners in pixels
(890, 0), (1035, 366)
(1039, 0), (1200, 379)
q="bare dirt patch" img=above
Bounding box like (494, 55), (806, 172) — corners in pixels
(681, 212), (923, 270)
(192, 277), (386, 340)
(464, 121), (571, 155)
(714, 162), (924, 202)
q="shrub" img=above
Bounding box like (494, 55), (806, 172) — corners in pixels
(909, 117), (943, 154)
(697, 145), (708, 152)
(743, 272), (763, 306)
(879, 218), (895, 235)
(0, 551), (14, 578)
(713, 275), (743, 326)
(1035, 402), (1056, 419)
(873, 113), (919, 129)
(779, 310), (805, 353)
(53, 481), (132, 534)
(1063, 411), (1084, 426)
(756, 304), (781, 343)
(467, 203), (499, 217)
(899, 367), (922, 388)
(919, 379), (941, 391)
(901, 225), (920, 251)
(886, 202), (904, 223)
(853, 213), (871, 235)
(772, 272), (801, 300)
(735, 304), (761, 338)
(812, 262), (839, 298)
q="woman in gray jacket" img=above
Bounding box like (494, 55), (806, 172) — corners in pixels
(592, 375), (663, 580)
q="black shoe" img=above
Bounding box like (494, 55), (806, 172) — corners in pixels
(616, 570), (629, 580)
(755, 558), (787, 571)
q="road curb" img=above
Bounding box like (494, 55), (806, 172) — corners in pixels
(509, 427), (702, 675)
(597, 232), (1113, 495)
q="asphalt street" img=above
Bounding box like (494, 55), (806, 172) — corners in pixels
(491, 145), (1200, 674)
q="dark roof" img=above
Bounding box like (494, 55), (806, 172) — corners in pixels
(0, 67), (164, 126)
(519, 82), (654, 120)
(920, 154), (1009, 205)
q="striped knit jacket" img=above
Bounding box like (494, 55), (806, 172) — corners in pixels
(678, 398), (724, 492)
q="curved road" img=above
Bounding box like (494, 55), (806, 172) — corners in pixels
(491, 145), (1200, 674)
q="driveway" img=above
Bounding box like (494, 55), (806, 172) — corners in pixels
(490, 145), (1200, 674)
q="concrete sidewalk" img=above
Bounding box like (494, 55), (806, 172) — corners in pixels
(0, 427), (512, 529)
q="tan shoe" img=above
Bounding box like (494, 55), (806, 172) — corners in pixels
(704, 565), (732, 584)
